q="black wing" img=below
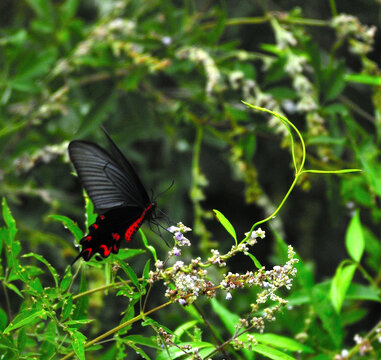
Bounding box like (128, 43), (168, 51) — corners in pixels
(68, 129), (150, 212)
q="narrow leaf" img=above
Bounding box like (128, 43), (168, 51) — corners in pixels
(118, 262), (140, 289)
(2, 198), (17, 240)
(0, 308), (8, 331)
(311, 286), (343, 347)
(61, 295), (73, 321)
(246, 252), (262, 269)
(143, 259), (151, 280)
(330, 261), (357, 313)
(252, 333), (314, 354)
(72, 330), (87, 360)
(49, 214), (83, 242)
(3, 310), (46, 333)
(213, 209), (237, 244)
(84, 191), (97, 228)
(60, 266), (73, 292)
(210, 298), (239, 334)
(139, 228), (157, 262)
(252, 344), (297, 360)
(345, 210), (364, 262)
(22, 253), (59, 287)
(174, 320), (199, 339)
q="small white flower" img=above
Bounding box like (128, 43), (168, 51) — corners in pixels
(172, 247), (181, 256)
(178, 299), (186, 306)
(341, 349), (349, 357)
(155, 260), (164, 269)
(162, 36), (172, 45)
(167, 226), (179, 233)
(226, 292), (232, 300)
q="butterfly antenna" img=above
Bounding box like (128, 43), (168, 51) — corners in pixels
(148, 219), (172, 247)
(156, 207), (172, 227)
(153, 180), (175, 201)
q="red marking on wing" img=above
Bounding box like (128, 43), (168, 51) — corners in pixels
(84, 235), (92, 241)
(84, 248), (92, 256)
(113, 245), (117, 251)
(112, 233), (120, 241)
(92, 223), (99, 229)
(100, 215), (105, 220)
(100, 244), (112, 257)
(124, 204), (153, 242)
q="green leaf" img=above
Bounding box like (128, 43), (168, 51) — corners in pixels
(25, 0), (52, 18)
(17, 328), (27, 352)
(22, 253), (59, 287)
(12, 48), (57, 81)
(65, 319), (93, 326)
(143, 259), (151, 280)
(345, 73), (381, 86)
(210, 298), (239, 334)
(345, 210), (364, 262)
(61, 0), (79, 20)
(174, 320), (199, 339)
(2, 198), (17, 241)
(72, 330), (87, 360)
(60, 266), (73, 292)
(246, 252), (262, 269)
(346, 283), (381, 302)
(28, 278), (43, 293)
(252, 333), (314, 354)
(139, 228), (157, 262)
(124, 335), (160, 349)
(61, 295), (73, 321)
(3, 310), (46, 334)
(125, 342), (150, 360)
(213, 209), (237, 245)
(5, 282), (23, 298)
(0, 227), (5, 258)
(156, 342), (215, 360)
(323, 61), (346, 101)
(73, 270), (88, 319)
(84, 192), (97, 228)
(311, 286), (343, 348)
(118, 262), (140, 289)
(330, 261), (357, 313)
(252, 344), (297, 360)
(116, 248), (145, 261)
(0, 308), (8, 332)
(49, 214), (83, 242)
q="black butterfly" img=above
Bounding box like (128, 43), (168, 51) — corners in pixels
(68, 128), (156, 264)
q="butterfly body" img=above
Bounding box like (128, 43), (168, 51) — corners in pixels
(69, 128), (156, 263)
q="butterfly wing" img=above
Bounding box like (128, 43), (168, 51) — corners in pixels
(68, 130), (150, 212)
(71, 206), (144, 263)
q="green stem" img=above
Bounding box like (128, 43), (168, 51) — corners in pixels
(241, 102), (362, 243)
(241, 175), (300, 244)
(329, 0), (338, 17)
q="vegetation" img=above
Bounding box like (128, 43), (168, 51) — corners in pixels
(0, 1), (380, 359)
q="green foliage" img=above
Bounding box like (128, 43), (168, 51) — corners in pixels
(213, 209), (237, 245)
(1, 1), (381, 359)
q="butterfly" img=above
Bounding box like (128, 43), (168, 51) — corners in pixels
(68, 128), (156, 264)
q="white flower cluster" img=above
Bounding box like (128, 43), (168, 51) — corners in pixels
(177, 47), (222, 95)
(332, 14), (376, 55)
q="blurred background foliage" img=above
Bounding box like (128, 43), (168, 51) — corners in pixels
(1, 0), (381, 358)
